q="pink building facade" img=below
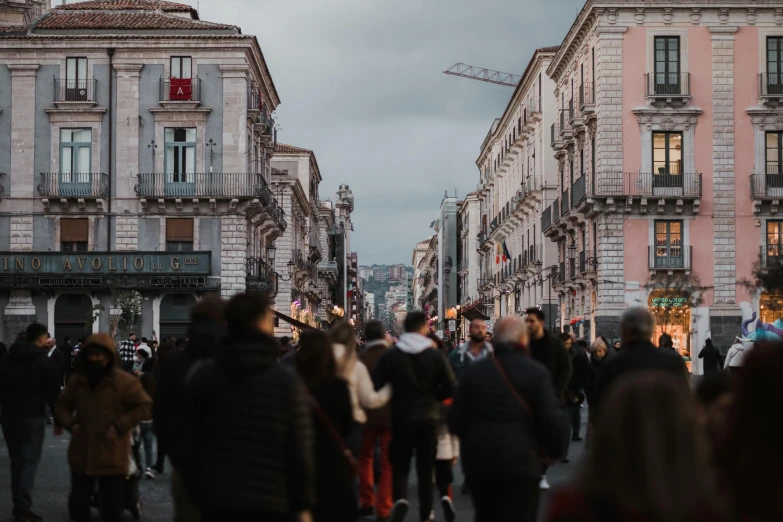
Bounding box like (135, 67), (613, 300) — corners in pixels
(543, 0), (783, 365)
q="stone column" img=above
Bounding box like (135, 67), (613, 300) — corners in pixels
(4, 216), (36, 334)
(219, 65), (249, 173)
(709, 26), (742, 348)
(8, 65), (39, 198)
(273, 186), (295, 336)
(113, 64), (144, 199)
(220, 216), (247, 297)
(115, 215), (138, 251)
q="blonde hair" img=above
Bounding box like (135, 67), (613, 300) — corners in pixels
(328, 321), (358, 380)
(590, 337), (607, 356)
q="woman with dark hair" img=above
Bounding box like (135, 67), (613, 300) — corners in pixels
(549, 372), (724, 522)
(658, 333), (675, 351)
(148, 341), (174, 474)
(715, 342), (783, 522)
(296, 329), (355, 522)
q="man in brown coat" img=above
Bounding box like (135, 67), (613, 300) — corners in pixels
(55, 333), (152, 522)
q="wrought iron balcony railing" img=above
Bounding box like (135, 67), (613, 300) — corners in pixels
(528, 244), (543, 266)
(571, 176), (586, 207)
(645, 72), (690, 98)
(159, 78), (201, 103)
(135, 172), (270, 199)
(596, 172), (702, 198)
(761, 245), (783, 269)
(542, 206), (552, 231)
(579, 250), (586, 274)
(758, 73), (783, 98)
(54, 78), (97, 103)
(558, 261), (566, 283)
(246, 257), (277, 294)
(579, 82), (594, 108)
(552, 199), (560, 222)
(561, 190), (570, 215)
(248, 85), (262, 112)
(38, 172), (109, 198)
(750, 169), (783, 200)
(649, 245), (692, 270)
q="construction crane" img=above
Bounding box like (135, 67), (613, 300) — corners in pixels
(443, 63), (521, 87)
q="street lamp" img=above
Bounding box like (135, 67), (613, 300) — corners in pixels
(534, 260), (559, 332)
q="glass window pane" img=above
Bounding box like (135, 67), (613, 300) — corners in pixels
(184, 145), (195, 175)
(185, 128), (196, 142)
(768, 222), (781, 246)
(171, 58), (181, 78)
(768, 132), (780, 148)
(77, 58), (87, 81)
(61, 128), (72, 142)
(165, 128), (174, 142)
(670, 133), (683, 173)
(66, 59), (76, 81)
(770, 38), (778, 51)
(182, 58), (192, 79)
(74, 128), (91, 142)
(77, 145), (90, 173)
(61, 147), (73, 177)
(166, 145), (176, 175)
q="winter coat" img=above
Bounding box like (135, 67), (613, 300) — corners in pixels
(698, 344), (723, 374)
(448, 342), (564, 480)
(585, 353), (613, 406)
(566, 348), (593, 404)
(48, 346), (67, 386)
(359, 340), (392, 429)
(724, 343), (750, 369)
(185, 331), (315, 515)
(55, 334), (152, 477)
(153, 321), (224, 469)
(448, 341), (493, 382)
(529, 330), (573, 403)
(373, 333), (456, 427)
(592, 340), (689, 417)
(0, 340), (60, 420)
(333, 342), (391, 425)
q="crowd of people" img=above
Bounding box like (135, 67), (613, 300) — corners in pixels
(0, 294), (781, 522)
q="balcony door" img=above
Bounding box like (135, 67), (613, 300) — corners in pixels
(767, 221), (783, 268)
(60, 129), (91, 196)
(767, 132), (783, 192)
(655, 220), (683, 269)
(654, 36), (680, 95)
(169, 56), (192, 101)
(65, 57), (87, 101)
(653, 131), (683, 190)
(768, 37), (783, 95)
(164, 128), (196, 196)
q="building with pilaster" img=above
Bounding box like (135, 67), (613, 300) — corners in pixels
(0, 0), (286, 340)
(542, 0), (782, 362)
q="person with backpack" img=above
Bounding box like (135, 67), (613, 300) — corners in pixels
(373, 311), (456, 522)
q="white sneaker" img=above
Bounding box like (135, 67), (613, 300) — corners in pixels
(441, 496), (456, 522)
(389, 499), (409, 522)
(539, 475), (550, 490)
(144, 467), (155, 480)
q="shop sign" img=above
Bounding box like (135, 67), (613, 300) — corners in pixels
(651, 296), (688, 307)
(39, 277), (102, 287)
(0, 252), (211, 275)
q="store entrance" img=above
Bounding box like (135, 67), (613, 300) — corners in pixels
(160, 294), (196, 340)
(648, 290), (691, 359)
(54, 294), (92, 342)
(760, 291), (783, 325)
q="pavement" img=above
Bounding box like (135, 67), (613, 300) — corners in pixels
(0, 408), (587, 522)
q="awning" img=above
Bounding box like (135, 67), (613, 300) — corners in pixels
(461, 306), (488, 321)
(274, 310), (315, 331)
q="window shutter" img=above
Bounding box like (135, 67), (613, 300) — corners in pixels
(60, 219), (88, 242)
(166, 218), (194, 242)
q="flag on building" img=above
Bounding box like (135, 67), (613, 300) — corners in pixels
(496, 243), (501, 264)
(502, 241), (511, 263)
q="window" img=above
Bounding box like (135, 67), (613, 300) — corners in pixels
(170, 57), (192, 79)
(65, 57), (88, 101)
(654, 36), (681, 94)
(166, 218), (194, 252)
(767, 221), (783, 267)
(654, 221), (683, 268)
(61, 218), (88, 252)
(653, 131), (683, 186)
(164, 128), (196, 195)
(768, 37), (783, 94)
(60, 129), (91, 195)
(767, 132), (782, 176)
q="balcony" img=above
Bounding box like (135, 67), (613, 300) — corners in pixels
(528, 97), (542, 121)
(648, 246), (692, 272)
(579, 82), (594, 114)
(541, 206), (552, 232)
(561, 190), (570, 216)
(579, 250), (586, 274)
(759, 73), (783, 106)
(248, 85), (262, 118)
(568, 98), (583, 128)
(552, 199), (560, 223)
(761, 246), (783, 270)
(54, 78), (97, 107)
(558, 261), (566, 283)
(38, 172), (108, 199)
(159, 78), (201, 105)
(246, 257), (277, 294)
(751, 170), (783, 201)
(551, 122), (563, 150)
(645, 72), (690, 107)
(571, 176), (586, 207)
(317, 259), (339, 277)
(559, 109), (573, 139)
(528, 244), (542, 266)
(596, 172), (702, 199)
(135, 172), (277, 199)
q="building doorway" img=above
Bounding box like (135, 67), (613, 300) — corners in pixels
(760, 290), (783, 324)
(648, 290), (691, 361)
(160, 294), (196, 340)
(54, 294), (92, 342)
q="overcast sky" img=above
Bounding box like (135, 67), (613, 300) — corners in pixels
(186, 0), (586, 264)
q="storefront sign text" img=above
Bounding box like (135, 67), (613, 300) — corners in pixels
(0, 252), (211, 275)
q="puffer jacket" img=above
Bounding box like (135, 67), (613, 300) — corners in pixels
(724, 342), (750, 369)
(55, 334), (152, 476)
(0, 340), (60, 420)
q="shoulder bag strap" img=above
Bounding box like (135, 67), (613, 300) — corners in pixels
(306, 392), (358, 475)
(493, 357), (532, 415)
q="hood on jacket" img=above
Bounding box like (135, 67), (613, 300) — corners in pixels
(136, 345), (152, 358)
(729, 342), (749, 353)
(74, 333), (118, 371)
(217, 332), (278, 376)
(457, 340), (493, 361)
(185, 321), (225, 358)
(363, 339), (388, 352)
(8, 339), (47, 361)
(396, 333), (434, 355)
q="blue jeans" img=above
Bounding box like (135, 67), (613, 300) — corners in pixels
(140, 422), (155, 470)
(1, 417), (46, 512)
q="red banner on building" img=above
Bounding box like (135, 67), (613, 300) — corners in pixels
(169, 78), (192, 101)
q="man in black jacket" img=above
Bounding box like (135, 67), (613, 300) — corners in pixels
(562, 338), (592, 462)
(449, 316), (563, 522)
(373, 311), (456, 522)
(0, 323), (61, 522)
(184, 293), (315, 522)
(593, 307), (689, 419)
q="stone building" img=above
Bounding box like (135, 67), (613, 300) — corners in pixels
(0, 0), (286, 340)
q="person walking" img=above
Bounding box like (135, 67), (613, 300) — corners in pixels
(562, 338), (591, 461)
(592, 308), (689, 418)
(584, 337), (612, 407)
(55, 333), (152, 522)
(117, 333), (138, 372)
(523, 308), (571, 490)
(153, 297), (225, 522)
(357, 320), (394, 521)
(183, 293), (315, 522)
(0, 323), (61, 522)
(448, 319), (493, 382)
(428, 334), (458, 522)
(547, 372), (724, 522)
(723, 337), (750, 375)
(46, 336), (67, 388)
(698, 338), (722, 375)
(449, 316), (564, 522)
(373, 311), (456, 522)
(296, 329), (355, 522)
(58, 337), (74, 384)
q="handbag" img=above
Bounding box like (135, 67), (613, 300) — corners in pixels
(306, 393), (358, 476)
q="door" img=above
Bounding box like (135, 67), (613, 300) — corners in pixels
(767, 221), (783, 268)
(66, 57), (87, 101)
(652, 132), (683, 189)
(60, 129), (91, 196)
(654, 36), (681, 95)
(160, 294), (197, 340)
(655, 221), (683, 269)
(165, 128), (196, 196)
(767, 132), (783, 191)
(55, 294), (92, 342)
(768, 37), (783, 95)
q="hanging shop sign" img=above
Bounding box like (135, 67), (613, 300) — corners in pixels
(650, 296), (689, 307)
(0, 252), (211, 275)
